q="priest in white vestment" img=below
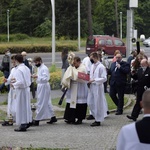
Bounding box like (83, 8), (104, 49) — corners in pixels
(62, 56), (88, 124)
(87, 52), (108, 126)
(117, 89), (150, 150)
(12, 54), (32, 132)
(32, 56), (57, 126)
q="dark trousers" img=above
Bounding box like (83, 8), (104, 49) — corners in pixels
(30, 82), (36, 99)
(131, 91), (143, 119)
(64, 103), (87, 122)
(109, 83), (125, 113)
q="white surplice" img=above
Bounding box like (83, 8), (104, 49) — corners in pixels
(87, 61), (108, 122)
(117, 122), (150, 150)
(82, 56), (92, 74)
(5, 67), (17, 119)
(35, 63), (55, 120)
(12, 63), (32, 125)
(64, 63), (88, 107)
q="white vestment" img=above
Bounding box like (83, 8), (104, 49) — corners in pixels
(87, 61), (108, 122)
(82, 56), (92, 74)
(12, 63), (32, 125)
(35, 63), (54, 120)
(62, 63), (88, 108)
(117, 122), (150, 150)
(5, 67), (17, 119)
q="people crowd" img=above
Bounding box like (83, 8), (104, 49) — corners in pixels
(1, 46), (150, 150)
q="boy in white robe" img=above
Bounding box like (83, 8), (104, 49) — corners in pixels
(2, 55), (17, 126)
(12, 54), (32, 132)
(87, 52), (108, 126)
(117, 89), (150, 150)
(32, 56), (57, 126)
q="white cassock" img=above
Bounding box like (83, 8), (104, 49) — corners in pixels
(35, 63), (54, 120)
(82, 56), (92, 74)
(12, 63), (32, 125)
(5, 67), (17, 119)
(117, 122), (150, 150)
(87, 61), (108, 122)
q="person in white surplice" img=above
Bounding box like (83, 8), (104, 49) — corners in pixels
(12, 54), (32, 132)
(62, 56), (88, 124)
(117, 89), (150, 150)
(87, 52), (108, 127)
(2, 55), (17, 126)
(32, 56), (57, 126)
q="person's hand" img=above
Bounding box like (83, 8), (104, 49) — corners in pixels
(88, 79), (95, 84)
(116, 63), (121, 69)
(3, 78), (7, 83)
(11, 78), (16, 83)
(31, 74), (37, 78)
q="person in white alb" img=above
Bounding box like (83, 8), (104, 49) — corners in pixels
(87, 52), (108, 126)
(32, 56), (57, 126)
(12, 54), (32, 132)
(2, 55), (17, 126)
(117, 89), (150, 150)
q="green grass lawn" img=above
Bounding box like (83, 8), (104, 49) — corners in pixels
(0, 93), (128, 119)
(0, 37), (86, 48)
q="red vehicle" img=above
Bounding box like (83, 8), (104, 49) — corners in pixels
(86, 35), (126, 57)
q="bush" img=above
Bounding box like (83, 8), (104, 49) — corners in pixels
(0, 34), (29, 42)
(0, 44), (78, 54)
(50, 71), (61, 90)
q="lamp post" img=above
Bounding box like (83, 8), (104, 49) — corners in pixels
(50, 0), (55, 64)
(120, 12), (122, 39)
(7, 9), (9, 42)
(78, 0), (81, 51)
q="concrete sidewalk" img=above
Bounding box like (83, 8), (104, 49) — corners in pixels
(0, 92), (143, 150)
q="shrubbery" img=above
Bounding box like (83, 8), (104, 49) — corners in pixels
(0, 44), (78, 54)
(0, 34), (29, 42)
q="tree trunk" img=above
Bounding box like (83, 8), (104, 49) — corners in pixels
(87, 0), (93, 37)
(115, 0), (119, 37)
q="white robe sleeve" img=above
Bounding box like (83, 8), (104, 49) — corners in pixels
(93, 65), (107, 85)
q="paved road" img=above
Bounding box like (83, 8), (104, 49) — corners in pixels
(0, 93), (144, 150)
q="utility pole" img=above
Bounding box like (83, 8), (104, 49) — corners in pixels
(78, 0), (81, 51)
(7, 9), (9, 42)
(50, 0), (55, 64)
(120, 12), (122, 39)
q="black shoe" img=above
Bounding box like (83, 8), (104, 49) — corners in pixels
(74, 120), (82, 125)
(47, 116), (57, 124)
(90, 121), (101, 127)
(65, 120), (75, 124)
(2, 120), (13, 126)
(26, 122), (33, 129)
(86, 115), (95, 120)
(126, 115), (137, 121)
(107, 111), (110, 115)
(115, 112), (123, 115)
(14, 127), (26, 132)
(32, 120), (39, 126)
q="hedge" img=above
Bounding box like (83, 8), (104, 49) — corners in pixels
(0, 70), (62, 93)
(0, 44), (78, 54)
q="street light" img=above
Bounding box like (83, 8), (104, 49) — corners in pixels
(7, 9), (9, 42)
(78, 0), (81, 51)
(120, 12), (122, 39)
(50, 0), (55, 64)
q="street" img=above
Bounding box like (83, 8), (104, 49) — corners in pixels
(0, 46), (149, 68)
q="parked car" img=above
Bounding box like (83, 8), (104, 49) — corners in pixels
(143, 37), (150, 47)
(85, 35), (126, 57)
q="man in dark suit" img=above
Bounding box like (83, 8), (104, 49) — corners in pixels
(127, 59), (150, 121)
(109, 53), (130, 115)
(117, 89), (150, 149)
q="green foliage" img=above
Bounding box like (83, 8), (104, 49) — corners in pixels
(34, 18), (52, 37)
(0, 44), (78, 54)
(0, 34), (29, 42)
(50, 71), (61, 90)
